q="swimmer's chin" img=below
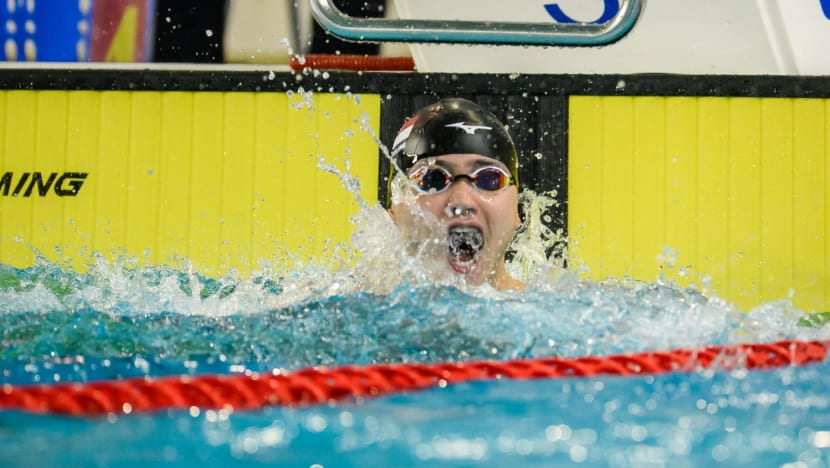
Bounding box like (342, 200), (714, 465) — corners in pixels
(446, 255), (492, 287)
(447, 255), (477, 275)
(446, 254), (525, 291)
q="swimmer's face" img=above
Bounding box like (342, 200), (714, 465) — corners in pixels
(389, 154), (521, 287)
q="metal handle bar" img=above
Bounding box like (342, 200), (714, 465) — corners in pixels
(309, 0), (642, 46)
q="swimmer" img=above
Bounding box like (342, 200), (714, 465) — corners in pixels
(388, 98), (524, 291)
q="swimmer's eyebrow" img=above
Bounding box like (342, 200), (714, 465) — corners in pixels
(426, 157), (509, 172)
(468, 158), (507, 170)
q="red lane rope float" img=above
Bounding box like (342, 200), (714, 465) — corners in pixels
(289, 54), (416, 72)
(1, 339), (827, 416)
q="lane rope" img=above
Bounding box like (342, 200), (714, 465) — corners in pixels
(1, 339), (826, 416)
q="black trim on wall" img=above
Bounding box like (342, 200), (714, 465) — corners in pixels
(2, 69), (830, 98)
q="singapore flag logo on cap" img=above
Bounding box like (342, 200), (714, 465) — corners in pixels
(393, 116), (418, 156)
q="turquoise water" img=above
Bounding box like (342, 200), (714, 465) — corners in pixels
(1, 182), (829, 466)
(3, 367), (830, 466)
(1, 255), (829, 466)
(2, 257), (816, 378)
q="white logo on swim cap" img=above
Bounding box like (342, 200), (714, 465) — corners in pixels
(445, 122), (492, 135)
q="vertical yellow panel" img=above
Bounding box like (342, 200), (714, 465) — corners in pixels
(0, 91), (4, 154)
(353, 95), (382, 205)
(63, 91), (100, 268)
(0, 92), (5, 259)
(664, 98), (697, 286)
(793, 99), (826, 312)
(323, 93), (381, 209)
(96, 92), (131, 258)
(314, 94), (345, 259)
(696, 98), (730, 298)
(189, 92), (224, 273)
(760, 99), (793, 304)
(826, 100), (830, 311)
(1, 91), (37, 266)
(283, 93), (318, 258)
(251, 92), (287, 267)
(220, 92), (256, 273)
(126, 92), (162, 265)
(0, 90), (383, 277)
(568, 96), (603, 276)
(632, 97), (665, 281)
(312, 93), (379, 260)
(570, 95), (829, 310)
(601, 97), (634, 278)
(249, 92), (380, 267)
(727, 98), (762, 309)
(157, 92), (193, 265)
(31, 92), (68, 260)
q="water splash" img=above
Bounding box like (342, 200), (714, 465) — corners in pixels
(2, 253), (827, 380)
(507, 188), (567, 285)
(1, 97), (827, 382)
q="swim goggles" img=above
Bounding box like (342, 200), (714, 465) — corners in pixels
(408, 165), (514, 194)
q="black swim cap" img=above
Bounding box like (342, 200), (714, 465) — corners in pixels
(389, 98), (519, 198)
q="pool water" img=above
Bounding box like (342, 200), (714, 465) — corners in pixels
(1, 254), (829, 467)
(6, 364), (830, 467)
(2, 185), (829, 466)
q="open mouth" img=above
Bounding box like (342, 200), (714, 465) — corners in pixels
(447, 226), (483, 272)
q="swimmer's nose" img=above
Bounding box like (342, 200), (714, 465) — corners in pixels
(445, 179), (477, 217)
(445, 204), (475, 218)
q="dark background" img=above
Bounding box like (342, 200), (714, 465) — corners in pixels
(153, 0), (387, 63)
